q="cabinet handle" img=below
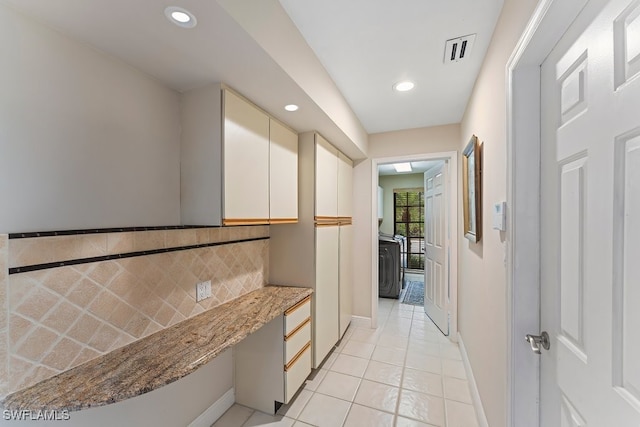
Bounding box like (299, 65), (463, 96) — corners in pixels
(285, 342), (311, 371)
(270, 218), (298, 224)
(314, 216), (338, 221)
(285, 317), (311, 341)
(285, 296), (311, 316)
(338, 217), (352, 225)
(314, 216), (341, 226)
(222, 218), (270, 226)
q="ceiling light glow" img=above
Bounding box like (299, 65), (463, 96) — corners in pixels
(393, 81), (415, 92)
(393, 163), (413, 173)
(171, 11), (190, 23)
(165, 6), (197, 28)
(284, 104), (299, 112)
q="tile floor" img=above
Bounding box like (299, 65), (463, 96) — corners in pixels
(213, 298), (479, 427)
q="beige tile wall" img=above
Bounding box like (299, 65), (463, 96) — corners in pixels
(3, 226), (269, 395)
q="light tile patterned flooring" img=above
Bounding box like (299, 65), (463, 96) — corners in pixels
(213, 298), (479, 427)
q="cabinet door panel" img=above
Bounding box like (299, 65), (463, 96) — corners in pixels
(314, 226), (339, 368)
(339, 225), (353, 337)
(338, 152), (353, 219)
(315, 135), (338, 218)
(223, 90), (270, 223)
(270, 120), (298, 221)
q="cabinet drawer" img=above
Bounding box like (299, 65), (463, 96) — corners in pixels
(284, 296), (311, 336)
(284, 343), (311, 403)
(285, 320), (311, 364)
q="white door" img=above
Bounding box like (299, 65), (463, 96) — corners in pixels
(540, 0), (640, 424)
(424, 162), (448, 335)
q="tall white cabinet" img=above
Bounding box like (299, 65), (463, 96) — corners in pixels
(270, 132), (353, 368)
(180, 83), (298, 226)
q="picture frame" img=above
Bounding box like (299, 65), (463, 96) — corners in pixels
(462, 135), (482, 242)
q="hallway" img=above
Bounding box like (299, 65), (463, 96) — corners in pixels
(213, 298), (478, 426)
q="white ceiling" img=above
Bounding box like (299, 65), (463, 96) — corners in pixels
(1, 0), (503, 157)
(279, 0), (504, 134)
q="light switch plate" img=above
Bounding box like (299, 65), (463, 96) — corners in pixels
(493, 201), (506, 231)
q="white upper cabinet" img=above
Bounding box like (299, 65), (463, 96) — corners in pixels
(337, 152), (353, 219)
(180, 83), (298, 226)
(269, 119), (298, 223)
(314, 134), (338, 219)
(223, 89), (270, 224)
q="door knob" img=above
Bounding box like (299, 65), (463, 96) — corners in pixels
(525, 331), (550, 354)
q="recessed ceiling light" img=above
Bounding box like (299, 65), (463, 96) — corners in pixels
(393, 81), (415, 92)
(393, 163), (413, 172)
(284, 104), (299, 112)
(165, 6), (197, 28)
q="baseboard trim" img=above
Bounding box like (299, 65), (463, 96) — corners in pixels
(458, 333), (489, 427)
(350, 315), (372, 329)
(188, 388), (235, 427)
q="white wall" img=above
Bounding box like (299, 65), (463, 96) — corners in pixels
(0, 7), (227, 423)
(352, 124), (460, 318)
(377, 173), (424, 235)
(456, 1), (538, 426)
(0, 5), (181, 233)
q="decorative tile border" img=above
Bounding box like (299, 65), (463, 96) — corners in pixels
(9, 225), (219, 239)
(9, 237), (269, 274)
(8, 226), (269, 269)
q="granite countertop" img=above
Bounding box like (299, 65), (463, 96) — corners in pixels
(1, 285), (313, 412)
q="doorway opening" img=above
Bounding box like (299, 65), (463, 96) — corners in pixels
(506, 0), (589, 423)
(370, 151), (458, 339)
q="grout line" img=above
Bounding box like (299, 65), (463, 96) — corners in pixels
(394, 299), (410, 427)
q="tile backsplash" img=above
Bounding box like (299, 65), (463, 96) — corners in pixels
(1, 226), (269, 397)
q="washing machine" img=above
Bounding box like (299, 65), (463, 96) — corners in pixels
(378, 235), (401, 298)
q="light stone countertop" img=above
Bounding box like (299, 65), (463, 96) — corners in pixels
(1, 285), (313, 412)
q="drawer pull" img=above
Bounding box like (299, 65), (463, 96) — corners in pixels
(285, 317), (311, 341)
(285, 296), (311, 316)
(285, 341), (311, 372)
(222, 218), (270, 226)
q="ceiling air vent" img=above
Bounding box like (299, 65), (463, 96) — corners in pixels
(444, 34), (476, 64)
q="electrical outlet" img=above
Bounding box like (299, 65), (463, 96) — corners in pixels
(196, 281), (212, 302)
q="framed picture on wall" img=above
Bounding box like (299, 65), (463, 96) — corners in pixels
(462, 135), (482, 242)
